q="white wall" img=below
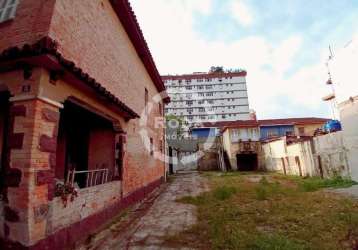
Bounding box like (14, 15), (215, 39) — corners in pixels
(230, 127), (260, 142)
(339, 99), (358, 181)
(313, 131), (350, 178)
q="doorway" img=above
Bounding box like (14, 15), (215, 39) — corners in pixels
(236, 154), (258, 171)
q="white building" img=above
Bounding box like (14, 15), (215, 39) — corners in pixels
(162, 71), (251, 128)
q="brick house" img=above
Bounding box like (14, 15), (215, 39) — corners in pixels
(0, 0), (169, 249)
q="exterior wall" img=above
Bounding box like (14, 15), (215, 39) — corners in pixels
(230, 127), (260, 142)
(0, 100), (5, 162)
(339, 98), (358, 181)
(88, 129), (115, 177)
(163, 73), (250, 125)
(222, 128), (261, 170)
(45, 0), (165, 194)
(294, 123), (324, 136)
(262, 140), (287, 173)
(313, 132), (350, 178)
(260, 125), (294, 140)
(197, 138), (220, 171)
(191, 128), (217, 138)
(0, 0), (55, 51)
(262, 133), (351, 179)
(48, 181), (121, 235)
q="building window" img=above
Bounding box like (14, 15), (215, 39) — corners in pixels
(199, 107), (205, 112)
(160, 140), (163, 153)
(298, 127), (305, 135)
(206, 92), (213, 96)
(150, 138), (154, 156)
(186, 86), (192, 90)
(198, 86), (203, 90)
(208, 100), (214, 104)
(186, 101), (193, 105)
(145, 88), (149, 114)
(198, 100), (204, 104)
(0, 0), (19, 23)
(206, 85), (213, 89)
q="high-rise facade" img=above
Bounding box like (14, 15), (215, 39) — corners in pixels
(162, 71), (251, 127)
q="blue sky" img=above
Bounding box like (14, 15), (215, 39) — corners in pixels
(130, 0), (358, 119)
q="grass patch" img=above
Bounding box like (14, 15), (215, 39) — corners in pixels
(249, 234), (309, 250)
(168, 172), (358, 250)
(298, 176), (357, 192)
(213, 186), (237, 200)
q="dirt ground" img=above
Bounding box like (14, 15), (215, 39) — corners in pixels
(77, 171), (209, 250)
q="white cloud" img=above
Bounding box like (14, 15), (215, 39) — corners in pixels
(230, 1), (253, 27)
(130, 0), (331, 119)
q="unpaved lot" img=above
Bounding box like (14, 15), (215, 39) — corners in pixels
(78, 171), (209, 250)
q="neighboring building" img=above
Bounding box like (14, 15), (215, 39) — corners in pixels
(191, 127), (219, 138)
(162, 71), (251, 133)
(259, 118), (329, 140)
(0, 1), (168, 249)
(339, 98), (358, 181)
(221, 120), (261, 171)
(262, 132), (351, 178)
(329, 37), (358, 182)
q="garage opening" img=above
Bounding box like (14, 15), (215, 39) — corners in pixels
(236, 154), (258, 171)
(0, 91), (10, 176)
(56, 100), (117, 188)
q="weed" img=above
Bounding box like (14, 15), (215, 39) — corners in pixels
(298, 176), (357, 192)
(249, 234), (308, 250)
(213, 186), (237, 200)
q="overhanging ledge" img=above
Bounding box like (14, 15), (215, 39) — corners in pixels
(0, 37), (140, 121)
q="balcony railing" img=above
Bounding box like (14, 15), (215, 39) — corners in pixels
(66, 168), (110, 188)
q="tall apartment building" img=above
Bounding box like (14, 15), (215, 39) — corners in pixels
(162, 71), (251, 127)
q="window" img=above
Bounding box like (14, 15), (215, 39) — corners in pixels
(206, 85), (213, 89)
(298, 127), (305, 135)
(198, 100), (204, 104)
(145, 88), (149, 114)
(198, 93), (204, 97)
(187, 108), (193, 113)
(199, 107), (205, 112)
(186, 79), (191, 83)
(198, 86), (203, 90)
(0, 0), (19, 23)
(186, 93), (192, 98)
(186, 86), (192, 90)
(206, 92), (213, 96)
(150, 138), (154, 156)
(208, 100), (214, 104)
(186, 101), (193, 105)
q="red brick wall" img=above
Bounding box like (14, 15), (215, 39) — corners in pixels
(48, 0), (165, 194)
(0, 0), (165, 198)
(88, 129), (115, 178)
(0, 0), (55, 50)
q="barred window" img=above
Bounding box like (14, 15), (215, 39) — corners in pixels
(0, 0), (19, 23)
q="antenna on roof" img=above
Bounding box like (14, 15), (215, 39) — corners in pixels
(322, 45), (337, 120)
